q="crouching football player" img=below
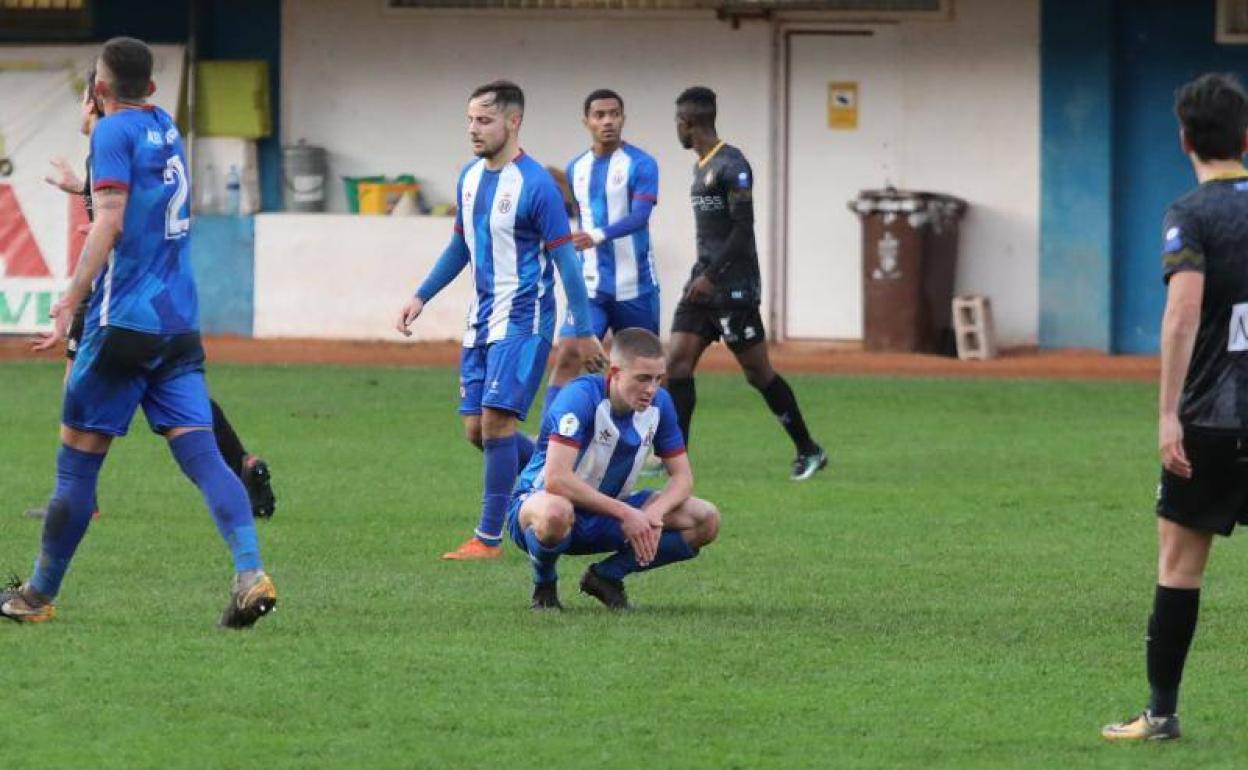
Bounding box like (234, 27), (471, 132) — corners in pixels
(505, 327), (719, 610)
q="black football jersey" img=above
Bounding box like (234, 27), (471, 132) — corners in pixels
(1162, 174), (1248, 434)
(687, 143), (761, 306)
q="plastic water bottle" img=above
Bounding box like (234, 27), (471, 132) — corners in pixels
(226, 165), (241, 215)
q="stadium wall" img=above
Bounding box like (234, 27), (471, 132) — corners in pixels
(273, 0), (1041, 345)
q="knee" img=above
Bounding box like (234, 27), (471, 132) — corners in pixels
(667, 356), (694, 381)
(463, 422), (483, 450)
(693, 501), (720, 548)
(535, 499), (575, 541)
(742, 365), (774, 390)
(481, 409), (517, 441)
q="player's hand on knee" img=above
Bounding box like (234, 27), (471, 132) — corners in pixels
(576, 336), (608, 373)
(1159, 414), (1192, 478)
(622, 506), (660, 566)
(396, 297), (425, 337)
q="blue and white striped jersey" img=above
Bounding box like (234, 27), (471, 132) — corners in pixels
(516, 374), (685, 502)
(566, 143), (659, 301)
(455, 152), (573, 347)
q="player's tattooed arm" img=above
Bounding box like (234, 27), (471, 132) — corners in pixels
(67, 186), (126, 300)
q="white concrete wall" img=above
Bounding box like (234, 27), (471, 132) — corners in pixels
(895, 0), (1040, 345)
(278, 0), (1040, 345)
(254, 213), (474, 340)
(281, 2), (772, 339)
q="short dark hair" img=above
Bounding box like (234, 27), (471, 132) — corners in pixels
(100, 37), (152, 101)
(84, 64), (102, 117)
(470, 80), (525, 114)
(583, 88), (624, 116)
(612, 327), (665, 364)
(1175, 73), (1248, 162)
(676, 86), (717, 127)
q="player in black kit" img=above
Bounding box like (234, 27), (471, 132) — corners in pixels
(668, 86), (826, 481)
(23, 65), (276, 520)
(1103, 73), (1248, 742)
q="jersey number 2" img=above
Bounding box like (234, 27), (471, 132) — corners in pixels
(163, 156), (190, 239)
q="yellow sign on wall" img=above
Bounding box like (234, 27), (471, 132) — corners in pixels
(827, 81), (859, 130)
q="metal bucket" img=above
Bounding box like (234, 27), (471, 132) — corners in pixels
(282, 142), (327, 212)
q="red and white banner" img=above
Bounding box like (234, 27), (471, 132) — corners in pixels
(0, 45), (184, 334)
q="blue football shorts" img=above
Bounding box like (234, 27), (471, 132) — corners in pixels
(62, 325), (213, 437)
(507, 488), (657, 556)
(458, 334), (552, 421)
(559, 292), (660, 341)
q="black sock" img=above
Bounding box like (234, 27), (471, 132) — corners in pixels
(1146, 584), (1201, 717)
(758, 375), (818, 455)
(668, 377), (696, 445)
(210, 399), (248, 478)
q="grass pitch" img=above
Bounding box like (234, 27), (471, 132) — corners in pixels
(2, 360), (1245, 769)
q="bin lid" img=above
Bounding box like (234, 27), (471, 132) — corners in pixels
(848, 187), (967, 217)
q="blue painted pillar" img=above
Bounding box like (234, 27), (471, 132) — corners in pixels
(1039, 0), (1115, 350)
(189, 215), (255, 336)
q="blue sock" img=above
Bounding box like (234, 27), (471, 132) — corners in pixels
(476, 436), (518, 545)
(515, 433), (535, 472)
(170, 430), (262, 572)
(29, 445), (106, 598)
(523, 526), (571, 585)
(540, 383), (563, 422)
(594, 531), (697, 582)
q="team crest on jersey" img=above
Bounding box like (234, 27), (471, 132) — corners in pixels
(498, 195), (513, 214)
(612, 171), (626, 186)
(558, 412), (580, 438)
(1164, 226), (1183, 253)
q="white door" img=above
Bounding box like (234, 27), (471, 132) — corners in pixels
(784, 29), (901, 340)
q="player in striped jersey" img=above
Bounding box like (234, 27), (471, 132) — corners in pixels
(397, 81), (606, 561)
(540, 89), (661, 420)
(506, 328), (720, 610)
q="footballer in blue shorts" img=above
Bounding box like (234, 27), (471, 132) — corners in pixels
(1, 38), (275, 629)
(540, 89), (662, 422)
(398, 81), (605, 561)
(506, 328), (720, 610)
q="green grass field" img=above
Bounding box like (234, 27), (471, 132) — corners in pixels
(2, 360), (1245, 768)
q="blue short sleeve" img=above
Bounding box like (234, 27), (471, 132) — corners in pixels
(546, 380), (595, 449)
(90, 116), (133, 191)
(653, 388), (686, 458)
(631, 153), (659, 204)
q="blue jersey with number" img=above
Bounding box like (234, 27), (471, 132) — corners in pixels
(87, 106), (196, 334)
(455, 152), (572, 347)
(515, 374), (685, 501)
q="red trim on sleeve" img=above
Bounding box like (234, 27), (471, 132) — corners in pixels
(633, 193), (657, 202)
(655, 447), (687, 459)
(93, 180), (129, 192)
(453, 224), (464, 234)
(549, 434), (582, 449)
(546, 234), (573, 250)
